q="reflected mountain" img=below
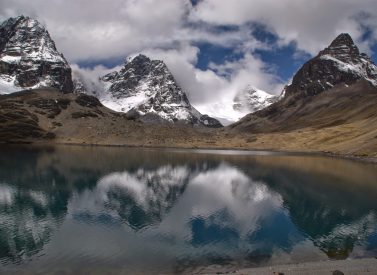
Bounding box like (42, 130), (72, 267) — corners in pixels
(70, 165), (193, 230)
(0, 183), (68, 264)
(235, 156), (377, 259)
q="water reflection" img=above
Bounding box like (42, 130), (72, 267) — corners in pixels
(71, 165), (191, 230)
(0, 183), (67, 264)
(0, 145), (376, 273)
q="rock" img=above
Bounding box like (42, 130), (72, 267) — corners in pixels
(75, 93), (101, 107)
(0, 101), (47, 141)
(26, 96), (70, 119)
(199, 114), (223, 128)
(125, 108), (141, 120)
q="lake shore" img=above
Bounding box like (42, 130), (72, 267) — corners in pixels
(1, 89), (376, 163)
(197, 257), (377, 275)
(17, 138), (377, 164)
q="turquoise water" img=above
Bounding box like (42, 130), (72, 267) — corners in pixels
(0, 145), (376, 274)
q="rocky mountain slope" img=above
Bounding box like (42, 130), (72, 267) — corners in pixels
(99, 54), (222, 127)
(0, 16), (73, 94)
(0, 88), (117, 142)
(0, 88), (222, 146)
(231, 33), (377, 133)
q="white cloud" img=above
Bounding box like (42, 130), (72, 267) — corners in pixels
(190, 0), (377, 55)
(70, 64), (121, 97)
(141, 45), (228, 104)
(0, 0), (191, 61)
(2, 0), (377, 122)
(137, 45), (282, 123)
(71, 42), (281, 123)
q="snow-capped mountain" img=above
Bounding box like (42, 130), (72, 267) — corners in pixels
(233, 85), (278, 113)
(284, 33), (377, 98)
(0, 16), (73, 94)
(194, 86), (278, 126)
(99, 54), (222, 127)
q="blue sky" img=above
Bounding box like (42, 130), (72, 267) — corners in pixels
(194, 25), (313, 83)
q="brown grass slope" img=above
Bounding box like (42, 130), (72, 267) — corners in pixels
(1, 85), (377, 159)
(0, 88), (219, 146)
(231, 80), (377, 132)
(228, 80), (377, 157)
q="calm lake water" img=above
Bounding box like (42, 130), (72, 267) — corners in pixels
(0, 145), (377, 274)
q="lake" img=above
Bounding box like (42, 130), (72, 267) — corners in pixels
(0, 145), (376, 274)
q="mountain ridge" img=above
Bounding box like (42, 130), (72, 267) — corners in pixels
(282, 33), (377, 100)
(230, 33), (377, 136)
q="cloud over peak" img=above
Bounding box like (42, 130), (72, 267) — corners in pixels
(2, 0), (377, 121)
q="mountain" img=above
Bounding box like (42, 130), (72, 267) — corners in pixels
(0, 15), (220, 127)
(233, 85), (278, 113)
(188, 86), (278, 126)
(0, 87), (225, 147)
(231, 33), (377, 133)
(99, 54), (222, 127)
(0, 16), (73, 94)
(284, 33), (377, 100)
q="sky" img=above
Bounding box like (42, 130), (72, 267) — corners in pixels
(1, 0), (377, 120)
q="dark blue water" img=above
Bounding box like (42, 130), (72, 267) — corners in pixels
(0, 145), (376, 274)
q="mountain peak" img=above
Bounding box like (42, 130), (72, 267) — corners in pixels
(128, 54), (152, 63)
(318, 33), (360, 63)
(329, 33), (355, 48)
(0, 15), (73, 93)
(100, 55), (222, 127)
(10, 15), (29, 21)
(283, 33), (377, 98)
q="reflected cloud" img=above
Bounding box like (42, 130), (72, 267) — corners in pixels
(68, 165), (191, 230)
(0, 145), (377, 272)
(0, 184), (14, 205)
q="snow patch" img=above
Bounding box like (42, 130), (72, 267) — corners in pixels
(320, 54), (377, 86)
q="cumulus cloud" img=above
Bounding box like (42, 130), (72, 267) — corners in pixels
(1, 0), (377, 122)
(190, 0), (377, 55)
(0, 0), (191, 61)
(141, 44), (228, 103)
(70, 64), (121, 97)
(139, 45), (284, 123)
